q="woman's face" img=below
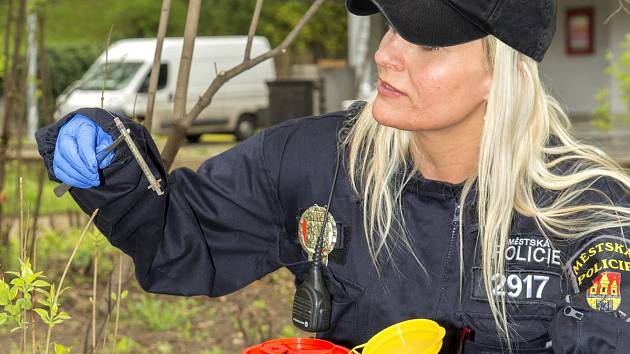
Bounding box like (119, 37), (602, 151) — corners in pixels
(373, 28), (492, 132)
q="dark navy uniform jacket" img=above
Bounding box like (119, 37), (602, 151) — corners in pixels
(36, 102), (630, 353)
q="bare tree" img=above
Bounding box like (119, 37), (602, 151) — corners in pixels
(0, 0), (27, 251)
(144, 0), (171, 132)
(160, 0), (327, 170)
(168, 0), (201, 162)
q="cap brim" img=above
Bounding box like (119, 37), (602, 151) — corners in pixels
(346, 0), (488, 47)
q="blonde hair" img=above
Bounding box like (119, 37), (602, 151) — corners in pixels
(342, 35), (630, 347)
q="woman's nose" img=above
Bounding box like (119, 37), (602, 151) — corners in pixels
(375, 31), (404, 71)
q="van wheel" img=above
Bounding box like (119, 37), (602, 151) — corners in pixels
(186, 134), (202, 143)
(235, 115), (256, 141)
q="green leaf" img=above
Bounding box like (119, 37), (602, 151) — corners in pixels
(33, 308), (49, 322)
(58, 286), (71, 297)
(0, 287), (9, 305)
(56, 312), (71, 321)
(32, 280), (50, 288)
(10, 278), (25, 287)
(34, 288), (50, 296)
(16, 298), (32, 310)
(0, 312), (8, 326)
(5, 304), (18, 316)
(54, 343), (72, 354)
(24, 273), (37, 284)
(9, 285), (18, 300)
(121, 290), (128, 299)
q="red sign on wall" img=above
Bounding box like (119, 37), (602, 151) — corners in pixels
(566, 7), (594, 55)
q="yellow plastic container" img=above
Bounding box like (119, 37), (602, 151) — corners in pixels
(350, 319), (446, 354)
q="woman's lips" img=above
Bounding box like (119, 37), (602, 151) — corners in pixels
(377, 78), (406, 98)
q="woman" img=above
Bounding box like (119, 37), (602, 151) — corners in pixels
(37, 0), (630, 352)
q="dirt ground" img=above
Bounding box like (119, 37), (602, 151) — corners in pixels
(0, 267), (307, 353)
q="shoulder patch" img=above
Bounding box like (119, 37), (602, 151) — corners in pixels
(566, 235), (630, 314)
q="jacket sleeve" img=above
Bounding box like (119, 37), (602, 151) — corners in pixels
(550, 177), (630, 353)
(36, 107), (286, 297)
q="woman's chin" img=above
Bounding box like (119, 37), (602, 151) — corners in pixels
(372, 100), (408, 129)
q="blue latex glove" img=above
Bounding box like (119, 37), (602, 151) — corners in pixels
(53, 114), (115, 188)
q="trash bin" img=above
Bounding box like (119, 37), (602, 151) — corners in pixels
(266, 79), (314, 126)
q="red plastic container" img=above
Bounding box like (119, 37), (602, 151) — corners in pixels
(242, 338), (350, 354)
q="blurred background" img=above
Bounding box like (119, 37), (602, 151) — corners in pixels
(0, 0), (627, 353)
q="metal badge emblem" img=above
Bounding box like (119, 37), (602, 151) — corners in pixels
(298, 205), (337, 265)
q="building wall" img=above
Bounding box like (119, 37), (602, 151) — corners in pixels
(539, 0), (616, 118)
(608, 6), (630, 116)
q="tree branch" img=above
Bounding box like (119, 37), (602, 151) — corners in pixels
(145, 0), (171, 133)
(604, 0), (630, 24)
(244, 0), (264, 61)
(169, 0), (201, 142)
(160, 0), (326, 170)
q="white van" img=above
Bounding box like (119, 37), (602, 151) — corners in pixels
(57, 36), (276, 141)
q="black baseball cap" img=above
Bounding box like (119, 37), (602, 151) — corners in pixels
(346, 0), (557, 62)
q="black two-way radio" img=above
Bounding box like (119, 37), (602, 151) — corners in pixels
(290, 173), (338, 332)
(291, 101), (364, 333)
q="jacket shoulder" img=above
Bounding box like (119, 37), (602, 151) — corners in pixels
(261, 101), (367, 163)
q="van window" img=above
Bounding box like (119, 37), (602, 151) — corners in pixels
(138, 64), (168, 93)
(78, 62), (144, 90)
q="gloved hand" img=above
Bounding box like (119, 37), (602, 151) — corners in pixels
(53, 114), (115, 188)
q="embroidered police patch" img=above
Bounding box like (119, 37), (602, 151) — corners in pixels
(567, 235), (630, 316)
(586, 271), (621, 311)
(470, 234), (564, 306)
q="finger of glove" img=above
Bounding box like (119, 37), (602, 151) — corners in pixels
(99, 152), (115, 169)
(56, 133), (99, 183)
(75, 122), (99, 172)
(95, 128), (115, 169)
(53, 154), (99, 188)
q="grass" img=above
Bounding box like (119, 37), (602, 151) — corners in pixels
(3, 161), (81, 216)
(126, 294), (203, 332)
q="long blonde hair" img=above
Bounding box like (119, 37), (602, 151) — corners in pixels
(342, 35), (630, 346)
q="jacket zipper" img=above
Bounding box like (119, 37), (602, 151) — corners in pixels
(563, 305), (584, 321)
(436, 203), (461, 315)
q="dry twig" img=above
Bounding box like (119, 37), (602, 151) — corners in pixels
(604, 0), (630, 24)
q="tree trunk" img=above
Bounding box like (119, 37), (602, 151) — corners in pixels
(159, 0), (200, 170)
(31, 3), (53, 261)
(144, 0), (171, 133)
(0, 0), (27, 250)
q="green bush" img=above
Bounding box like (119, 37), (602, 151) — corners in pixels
(593, 33), (630, 130)
(0, 43), (100, 100)
(45, 42), (102, 98)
